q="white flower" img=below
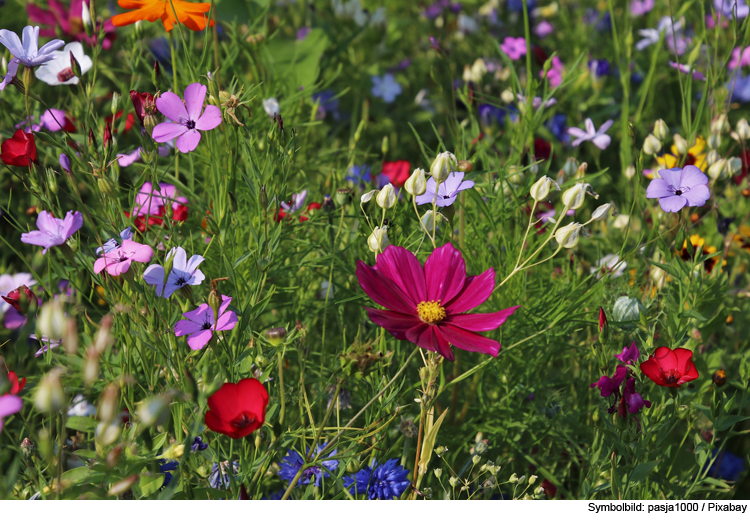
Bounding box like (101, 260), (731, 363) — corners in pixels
(736, 118), (750, 140)
(34, 42), (91, 86)
(562, 183), (591, 209)
(81, 2), (92, 29)
(360, 189), (377, 203)
(367, 226), (389, 253)
(590, 254), (627, 277)
(263, 97), (280, 117)
(376, 183), (397, 209)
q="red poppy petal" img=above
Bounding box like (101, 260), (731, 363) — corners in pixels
(444, 269), (496, 313)
(653, 346), (678, 371)
(207, 383), (241, 422)
(439, 324), (501, 357)
(236, 378), (269, 423)
(424, 243), (466, 305)
(365, 308), (421, 340)
(375, 245), (426, 304)
(639, 357), (665, 385)
(445, 306), (519, 332)
(205, 410), (231, 435)
(406, 324), (454, 360)
(356, 260), (415, 313)
(672, 348), (694, 375)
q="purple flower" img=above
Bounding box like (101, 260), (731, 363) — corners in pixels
(93, 240), (153, 276)
(415, 172), (475, 207)
(567, 118), (613, 150)
(96, 227), (134, 255)
(615, 341), (640, 364)
(501, 37), (526, 61)
(588, 59), (610, 78)
(535, 20), (554, 38)
(32, 334), (62, 357)
(21, 210), (82, 254)
(209, 461), (239, 490)
(278, 444), (339, 487)
(280, 190), (308, 214)
(517, 94), (557, 111)
(0, 25), (64, 68)
(729, 46), (750, 69)
(646, 166), (710, 213)
(0, 273), (35, 330)
(296, 27), (311, 40)
(714, 0), (749, 18)
(191, 436), (208, 451)
(590, 365), (627, 397)
(16, 109), (68, 133)
(143, 246), (205, 298)
(371, 74), (402, 103)
(728, 73), (750, 103)
(59, 153), (71, 173)
(629, 0), (654, 16)
(546, 114), (569, 142)
(669, 61), (706, 81)
(174, 295), (237, 350)
(623, 378), (651, 414)
(152, 83), (222, 153)
(344, 458), (410, 500)
(0, 394), (23, 434)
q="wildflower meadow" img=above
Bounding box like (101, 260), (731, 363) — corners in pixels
(1, 0), (750, 506)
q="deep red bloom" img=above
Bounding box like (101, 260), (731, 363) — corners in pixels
(275, 202), (321, 223)
(598, 307), (607, 332)
(1, 130), (37, 166)
(105, 111), (136, 134)
(4, 371), (26, 396)
(381, 160), (411, 187)
(2, 285), (38, 315)
(356, 243), (520, 361)
(640, 347), (699, 387)
(129, 91), (157, 126)
(540, 479), (557, 498)
(205, 378), (268, 439)
(533, 137), (552, 160)
(103, 124), (113, 148)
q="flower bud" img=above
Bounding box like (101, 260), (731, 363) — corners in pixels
(265, 326), (287, 346)
(673, 134), (688, 155)
(21, 438), (35, 459)
(430, 151), (457, 184)
(36, 299), (66, 340)
(562, 158), (578, 179)
(259, 186), (269, 210)
(625, 164), (636, 180)
(517, 475), (526, 485)
(381, 135), (389, 156)
(561, 183), (590, 210)
(376, 184), (397, 209)
(590, 203), (614, 222)
(712, 369), (727, 387)
(706, 149), (720, 167)
(367, 226), (390, 253)
(509, 473), (519, 483)
(642, 134), (662, 156)
(449, 476), (459, 487)
(111, 93), (121, 116)
(737, 118), (750, 140)
(98, 177), (117, 200)
(458, 160), (473, 171)
(434, 468), (443, 479)
(335, 188), (351, 206)
(404, 168), (427, 196)
(95, 314), (114, 354)
(472, 455), (481, 465)
(81, 1), (92, 31)
(108, 476), (138, 497)
(708, 159), (727, 180)
(711, 114), (729, 135)
(529, 175), (559, 201)
(69, 51), (81, 79)
(34, 367), (65, 414)
(59, 153), (71, 174)
(529, 475), (538, 485)
(208, 277), (228, 324)
(360, 189), (377, 203)
(612, 296), (643, 323)
(83, 348), (99, 386)
(45, 167), (58, 194)
(434, 446), (449, 457)
(421, 210), (445, 233)
(728, 157), (743, 176)
(96, 421), (122, 446)
(99, 384), (120, 423)
(137, 393), (172, 428)
(555, 223), (583, 248)
(575, 162), (588, 180)
(653, 119), (668, 141)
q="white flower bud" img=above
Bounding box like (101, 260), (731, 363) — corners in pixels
(562, 158), (578, 179)
(653, 119), (668, 141)
(430, 151), (457, 184)
(360, 190), (377, 203)
(711, 114), (729, 135)
(81, 1), (92, 28)
(35, 368), (65, 414)
(434, 468), (443, 479)
(554, 223), (583, 248)
(37, 299), (67, 340)
(376, 183), (397, 209)
(509, 473), (519, 483)
(137, 394), (172, 428)
(706, 149), (720, 167)
(708, 159), (728, 180)
(561, 183), (590, 210)
(517, 475), (526, 485)
(642, 134), (662, 156)
(449, 476), (459, 487)
(263, 97), (280, 117)
(404, 168), (427, 196)
(501, 88), (515, 104)
(96, 421), (122, 446)
(590, 203), (614, 221)
(613, 214), (630, 229)
(728, 156), (743, 176)
(420, 210), (445, 233)
(529, 175), (560, 201)
(708, 133), (722, 150)
(625, 165), (636, 180)
(673, 134), (688, 155)
(472, 455), (481, 465)
(367, 226), (389, 253)
(529, 475), (538, 485)
(736, 118), (750, 140)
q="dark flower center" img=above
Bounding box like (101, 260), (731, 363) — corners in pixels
(230, 413), (256, 430)
(201, 320), (213, 330)
(175, 277), (187, 286)
(443, 194), (451, 199)
(675, 190), (683, 196)
(186, 119), (196, 130)
(663, 369), (680, 385)
(57, 68), (75, 83)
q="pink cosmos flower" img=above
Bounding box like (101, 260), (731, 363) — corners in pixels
(93, 239), (153, 276)
(356, 243), (520, 361)
(0, 394), (23, 434)
(21, 211), (82, 254)
(152, 83), (222, 153)
(174, 295), (238, 350)
(501, 37), (527, 61)
(729, 46), (750, 70)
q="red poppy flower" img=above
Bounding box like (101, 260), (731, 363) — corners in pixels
(105, 111), (136, 134)
(640, 347), (699, 387)
(4, 371), (26, 395)
(381, 160), (411, 187)
(1, 130), (37, 167)
(205, 378), (268, 439)
(356, 243), (519, 361)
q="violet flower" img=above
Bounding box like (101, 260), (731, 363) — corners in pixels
(280, 190), (308, 214)
(535, 20), (554, 38)
(590, 365), (627, 398)
(152, 83), (222, 153)
(174, 295), (237, 350)
(646, 166), (710, 213)
(371, 74), (402, 103)
(615, 341), (640, 364)
(729, 46), (750, 69)
(93, 240), (153, 276)
(540, 56), (564, 88)
(21, 211), (82, 254)
(415, 172), (475, 207)
(629, 0), (654, 15)
(96, 227), (134, 255)
(0, 25), (64, 67)
(501, 37), (527, 61)
(0, 394), (23, 434)
(714, 0), (749, 18)
(623, 378), (651, 414)
(567, 118), (613, 150)
(143, 246), (205, 298)
(669, 61), (706, 81)
(32, 334), (62, 357)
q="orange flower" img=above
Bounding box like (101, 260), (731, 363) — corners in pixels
(111, 0), (214, 32)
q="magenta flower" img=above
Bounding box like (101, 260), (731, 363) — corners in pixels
(729, 46), (750, 70)
(590, 365), (627, 398)
(356, 243), (520, 361)
(21, 211), (82, 254)
(93, 240), (153, 276)
(0, 273), (36, 330)
(152, 83), (222, 153)
(174, 295), (238, 350)
(615, 341), (640, 364)
(132, 182), (188, 218)
(567, 118), (613, 150)
(540, 56), (564, 88)
(629, 0), (654, 16)
(669, 61), (706, 81)
(0, 394), (23, 434)
(623, 378), (651, 414)
(646, 166), (710, 213)
(500, 37), (527, 61)
(27, 0), (116, 49)
(534, 21), (554, 38)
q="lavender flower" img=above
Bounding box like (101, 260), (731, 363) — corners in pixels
(415, 172), (475, 207)
(20, 211), (82, 254)
(343, 459), (410, 500)
(669, 61), (706, 81)
(152, 83), (222, 153)
(567, 118), (613, 150)
(278, 444), (339, 487)
(646, 166), (710, 213)
(280, 190), (308, 214)
(0, 26), (64, 92)
(714, 0), (749, 18)
(174, 295), (237, 350)
(209, 461), (239, 489)
(371, 74), (402, 103)
(629, 0), (654, 15)
(500, 37), (526, 61)
(143, 247), (205, 298)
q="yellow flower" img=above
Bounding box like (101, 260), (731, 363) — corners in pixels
(654, 136), (707, 175)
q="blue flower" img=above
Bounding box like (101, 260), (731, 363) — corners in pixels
(96, 227), (134, 255)
(507, 0), (536, 12)
(371, 73), (402, 103)
(209, 461), (239, 490)
(478, 104), (506, 128)
(159, 459), (179, 488)
(705, 449), (746, 481)
(728, 74), (750, 103)
(313, 90), (341, 121)
(278, 444), (339, 487)
(346, 165), (372, 188)
(191, 436), (208, 452)
(546, 114), (569, 143)
(344, 458), (410, 500)
(142, 246), (205, 298)
(588, 59), (611, 77)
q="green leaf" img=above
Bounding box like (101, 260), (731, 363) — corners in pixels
(265, 29), (330, 93)
(716, 415), (749, 432)
(66, 416), (97, 433)
(137, 474), (165, 497)
(629, 461), (659, 483)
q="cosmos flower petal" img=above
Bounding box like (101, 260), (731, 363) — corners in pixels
(374, 245), (427, 304)
(365, 308), (421, 340)
(444, 269), (496, 313)
(438, 324), (500, 357)
(406, 324), (454, 360)
(424, 243), (466, 305)
(356, 261), (416, 313)
(445, 306), (519, 332)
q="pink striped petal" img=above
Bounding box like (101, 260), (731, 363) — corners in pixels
(444, 305), (519, 332)
(406, 324), (454, 360)
(365, 307), (420, 340)
(424, 243), (466, 304)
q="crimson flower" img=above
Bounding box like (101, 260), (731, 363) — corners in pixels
(2, 285), (38, 316)
(598, 307), (607, 332)
(381, 160), (411, 187)
(205, 378), (268, 439)
(3, 371), (26, 396)
(1, 130), (37, 166)
(640, 347), (699, 387)
(356, 243), (519, 361)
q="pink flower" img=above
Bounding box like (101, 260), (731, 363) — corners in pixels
(567, 118), (613, 150)
(540, 56), (563, 88)
(356, 243), (520, 361)
(669, 61), (706, 81)
(534, 21), (554, 38)
(27, 0), (117, 49)
(21, 211), (83, 254)
(93, 239), (153, 276)
(729, 46), (750, 70)
(152, 83), (222, 153)
(501, 37), (527, 61)
(0, 394), (23, 434)
(174, 295), (238, 350)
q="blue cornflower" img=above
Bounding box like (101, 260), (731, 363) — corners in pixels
(546, 114), (569, 143)
(705, 449), (746, 481)
(371, 73), (402, 103)
(344, 458), (410, 500)
(588, 59), (611, 77)
(346, 165), (372, 188)
(507, 0), (536, 11)
(278, 444), (339, 487)
(191, 436), (208, 452)
(96, 227), (134, 255)
(159, 459), (179, 488)
(478, 104), (506, 128)
(209, 461), (239, 490)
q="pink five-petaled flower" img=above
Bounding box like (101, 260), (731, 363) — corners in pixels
(0, 394), (23, 434)
(174, 295), (237, 351)
(356, 243), (520, 361)
(152, 83), (222, 153)
(567, 118), (613, 150)
(500, 37), (526, 61)
(21, 211), (82, 254)
(646, 166), (710, 213)
(93, 239), (153, 276)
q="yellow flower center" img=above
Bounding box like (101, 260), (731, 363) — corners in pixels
(417, 300), (446, 324)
